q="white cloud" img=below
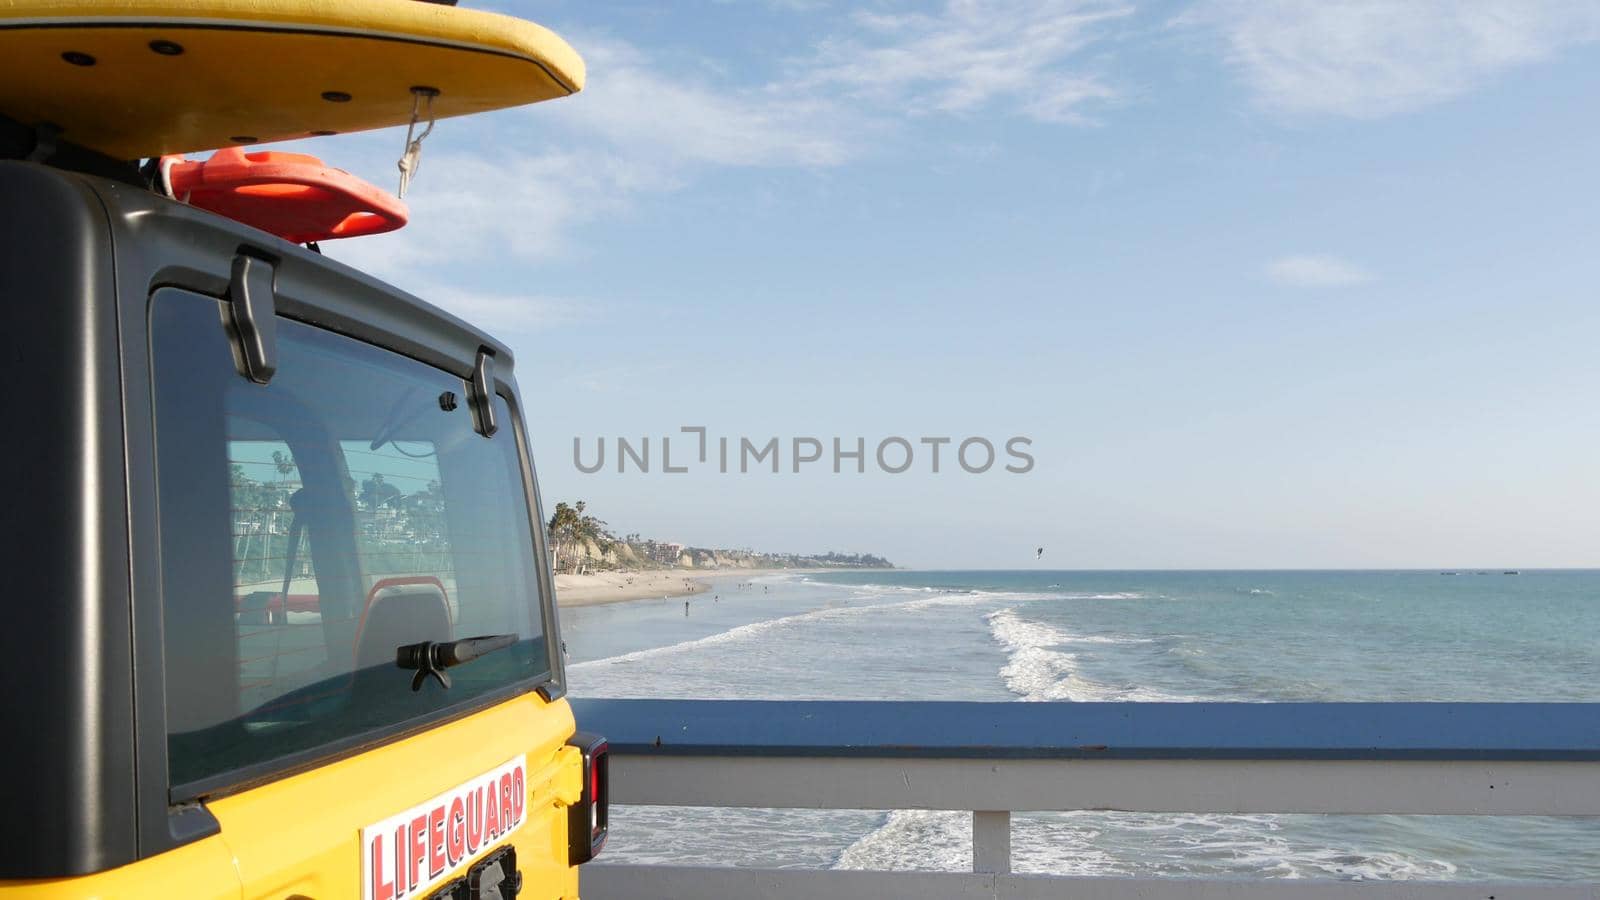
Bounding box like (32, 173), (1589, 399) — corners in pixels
(1264, 254), (1374, 287)
(548, 36), (855, 167)
(807, 0), (1132, 123)
(552, 5), (1133, 173)
(361, 2), (1133, 256)
(302, 7), (1138, 337)
(1183, 0), (1600, 118)
(711, 0), (830, 13)
(415, 283), (600, 335)
(305, 138), (643, 337)
(327, 2), (1135, 282)
(325, 144), (671, 278)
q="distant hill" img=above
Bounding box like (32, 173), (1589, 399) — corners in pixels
(546, 501), (892, 574)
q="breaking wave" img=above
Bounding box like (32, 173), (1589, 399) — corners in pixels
(571, 586), (1118, 672)
(985, 608), (1194, 702)
(834, 810), (1461, 880)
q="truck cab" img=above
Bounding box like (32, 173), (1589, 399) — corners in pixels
(0, 125), (606, 898)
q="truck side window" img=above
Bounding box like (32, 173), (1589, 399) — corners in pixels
(152, 288), (550, 793)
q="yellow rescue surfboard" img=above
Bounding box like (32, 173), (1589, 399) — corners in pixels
(0, 0), (585, 159)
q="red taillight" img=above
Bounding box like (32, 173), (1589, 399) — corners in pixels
(567, 733), (608, 866)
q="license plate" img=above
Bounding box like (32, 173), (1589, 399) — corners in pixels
(429, 846), (519, 900)
(363, 755), (528, 900)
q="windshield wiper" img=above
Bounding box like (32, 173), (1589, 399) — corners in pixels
(396, 633), (518, 692)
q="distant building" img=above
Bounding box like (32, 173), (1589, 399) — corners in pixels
(638, 540), (686, 565)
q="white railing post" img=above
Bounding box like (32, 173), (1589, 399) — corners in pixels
(971, 809), (1010, 874)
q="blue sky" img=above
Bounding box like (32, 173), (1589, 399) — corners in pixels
(313, 1), (1600, 569)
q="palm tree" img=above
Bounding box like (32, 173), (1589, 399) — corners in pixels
(571, 502), (613, 573)
(547, 502), (580, 573)
(271, 449), (295, 482)
(547, 501), (614, 573)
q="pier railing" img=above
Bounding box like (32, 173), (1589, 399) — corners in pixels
(570, 699), (1600, 899)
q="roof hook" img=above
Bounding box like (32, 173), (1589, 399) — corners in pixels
(397, 86), (439, 199)
(468, 347), (498, 438)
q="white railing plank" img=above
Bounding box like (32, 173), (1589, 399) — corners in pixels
(582, 865), (1600, 900)
(610, 755), (1600, 816)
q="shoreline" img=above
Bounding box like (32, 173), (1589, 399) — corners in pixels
(554, 568), (810, 608)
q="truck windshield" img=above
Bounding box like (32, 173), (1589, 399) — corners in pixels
(151, 288), (550, 792)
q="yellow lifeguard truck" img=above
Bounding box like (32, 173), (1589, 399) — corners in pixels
(0, 2), (606, 896)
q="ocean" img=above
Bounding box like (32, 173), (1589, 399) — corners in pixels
(561, 569), (1600, 880)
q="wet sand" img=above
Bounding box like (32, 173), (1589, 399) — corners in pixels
(554, 569), (794, 607)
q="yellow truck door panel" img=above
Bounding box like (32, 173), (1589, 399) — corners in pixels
(0, 836), (241, 900)
(207, 694), (582, 900)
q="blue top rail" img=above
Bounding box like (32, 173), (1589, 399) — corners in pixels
(570, 699), (1600, 761)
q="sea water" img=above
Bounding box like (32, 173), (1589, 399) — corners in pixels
(561, 570), (1600, 880)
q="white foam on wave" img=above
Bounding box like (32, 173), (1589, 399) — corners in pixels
(985, 608), (1190, 702)
(571, 586), (1071, 671)
(834, 809), (1460, 880)
(894, 588), (1059, 613)
(751, 572), (802, 584)
(833, 810), (1125, 875)
(568, 602), (875, 671)
(799, 575), (1152, 602)
(834, 811), (969, 872)
(1017, 812), (1462, 880)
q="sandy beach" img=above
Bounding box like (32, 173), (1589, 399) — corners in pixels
(554, 569), (794, 607)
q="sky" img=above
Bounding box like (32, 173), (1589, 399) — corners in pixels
(304, 0), (1600, 570)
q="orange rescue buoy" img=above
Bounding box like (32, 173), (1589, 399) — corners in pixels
(163, 147), (408, 244)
